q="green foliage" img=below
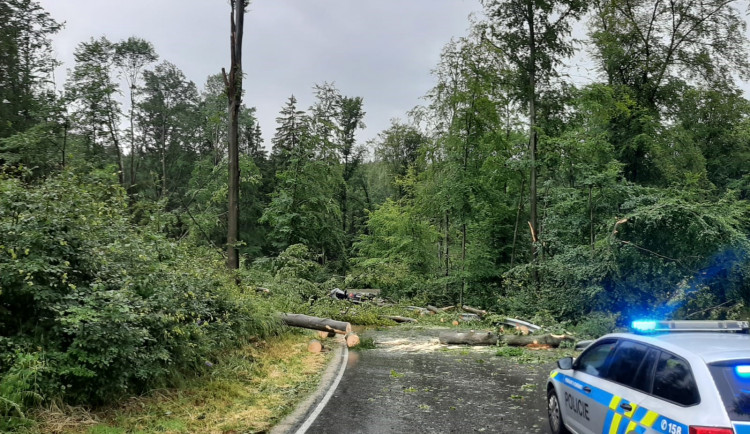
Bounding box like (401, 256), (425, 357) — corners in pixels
(571, 312), (620, 339)
(0, 353), (44, 431)
(495, 347), (524, 358)
(0, 171), (280, 405)
(351, 198), (439, 298)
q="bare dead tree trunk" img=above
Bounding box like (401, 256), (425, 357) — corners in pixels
(526, 3), (538, 263)
(444, 210), (450, 295)
(105, 95), (125, 187)
(160, 120), (167, 198)
(461, 223), (466, 309)
(511, 178), (525, 267)
(224, 0), (246, 270)
(128, 87), (140, 195)
(589, 184), (594, 250)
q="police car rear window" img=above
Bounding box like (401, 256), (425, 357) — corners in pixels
(709, 361), (750, 422)
(653, 352), (700, 406)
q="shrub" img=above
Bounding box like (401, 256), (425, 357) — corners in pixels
(0, 171), (279, 405)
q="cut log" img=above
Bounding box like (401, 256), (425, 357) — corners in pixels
(439, 331), (574, 348)
(281, 313), (352, 335)
(460, 313), (481, 322)
(452, 320), (459, 326)
(440, 306), (456, 312)
(501, 334), (574, 347)
(462, 305), (488, 317)
(439, 331), (498, 346)
(308, 339), (323, 353)
(255, 287), (271, 294)
(426, 305), (441, 314)
(317, 330), (336, 339)
(406, 306), (431, 315)
(384, 315), (417, 323)
(345, 333), (360, 348)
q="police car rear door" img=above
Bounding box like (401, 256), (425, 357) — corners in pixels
(558, 338), (618, 433)
(598, 341), (659, 433)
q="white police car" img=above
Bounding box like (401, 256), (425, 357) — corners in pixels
(547, 320), (750, 434)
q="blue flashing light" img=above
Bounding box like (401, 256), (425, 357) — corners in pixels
(736, 365), (750, 379)
(631, 320), (658, 333)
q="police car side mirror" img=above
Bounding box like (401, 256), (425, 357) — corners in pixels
(557, 357), (573, 370)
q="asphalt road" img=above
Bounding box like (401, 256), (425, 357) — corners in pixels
(303, 328), (555, 434)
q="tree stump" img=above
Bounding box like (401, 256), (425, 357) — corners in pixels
(345, 333), (360, 348)
(308, 339), (323, 353)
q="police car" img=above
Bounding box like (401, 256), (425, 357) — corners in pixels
(547, 320), (750, 434)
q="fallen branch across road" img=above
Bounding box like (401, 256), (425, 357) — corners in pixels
(384, 315), (418, 323)
(439, 331), (574, 347)
(281, 313), (352, 335)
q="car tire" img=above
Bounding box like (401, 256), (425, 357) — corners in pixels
(548, 388), (570, 434)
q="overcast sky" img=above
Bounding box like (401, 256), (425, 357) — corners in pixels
(38, 0), (484, 148)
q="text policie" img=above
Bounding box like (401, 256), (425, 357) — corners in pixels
(565, 391), (590, 421)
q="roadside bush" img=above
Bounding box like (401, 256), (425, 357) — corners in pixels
(0, 171), (279, 405)
(571, 312), (620, 339)
(0, 353), (45, 431)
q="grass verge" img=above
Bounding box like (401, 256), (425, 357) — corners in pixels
(27, 332), (333, 434)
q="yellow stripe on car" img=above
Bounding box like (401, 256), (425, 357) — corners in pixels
(609, 395), (622, 411)
(641, 411), (659, 427)
(609, 413), (623, 434)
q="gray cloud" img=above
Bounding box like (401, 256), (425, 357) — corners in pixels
(39, 0), (481, 147)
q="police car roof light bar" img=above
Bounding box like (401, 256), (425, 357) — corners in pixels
(630, 320), (750, 333)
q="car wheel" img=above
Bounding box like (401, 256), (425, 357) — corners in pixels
(547, 388), (570, 434)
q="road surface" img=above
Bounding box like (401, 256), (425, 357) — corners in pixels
(302, 327), (555, 434)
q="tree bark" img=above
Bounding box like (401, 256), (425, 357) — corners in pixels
(462, 305), (488, 317)
(444, 210), (450, 294)
(527, 2), (539, 262)
(225, 0), (245, 270)
(281, 313), (352, 334)
(511, 178), (525, 267)
(439, 331), (498, 345)
(502, 334), (573, 347)
(439, 331), (573, 347)
(426, 305), (441, 314)
(384, 315), (417, 323)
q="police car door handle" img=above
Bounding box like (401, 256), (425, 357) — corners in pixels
(619, 403), (632, 412)
(582, 386), (592, 393)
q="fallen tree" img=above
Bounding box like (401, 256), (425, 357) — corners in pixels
(384, 315), (417, 323)
(439, 331), (574, 348)
(439, 331), (498, 345)
(281, 313), (352, 334)
(462, 305), (488, 317)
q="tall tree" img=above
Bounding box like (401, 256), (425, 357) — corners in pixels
(271, 95), (306, 168)
(138, 61), (199, 199)
(0, 0), (61, 140)
(114, 37), (158, 193)
(589, 0), (750, 111)
(66, 37), (126, 185)
(336, 95), (366, 239)
(223, 0), (247, 270)
(482, 0), (587, 259)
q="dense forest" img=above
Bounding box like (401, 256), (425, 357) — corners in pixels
(2, 0), (750, 426)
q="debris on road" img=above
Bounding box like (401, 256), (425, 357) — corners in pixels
(438, 331), (574, 348)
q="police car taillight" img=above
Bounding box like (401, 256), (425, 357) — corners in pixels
(688, 427), (734, 434)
